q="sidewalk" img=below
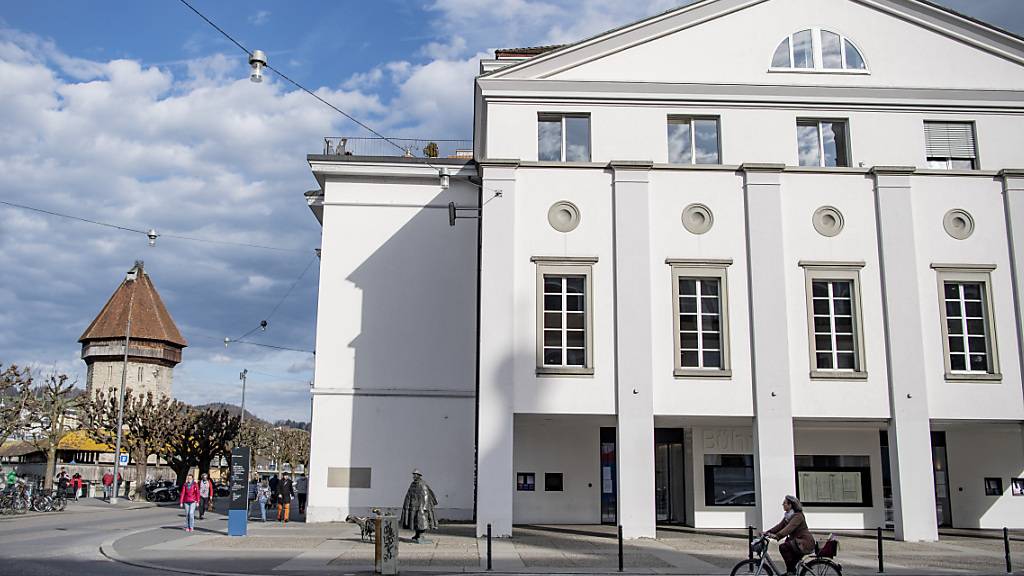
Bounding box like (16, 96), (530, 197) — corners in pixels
(100, 514), (1024, 576)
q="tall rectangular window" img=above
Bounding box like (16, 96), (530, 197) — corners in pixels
(934, 265), (1000, 381)
(538, 114), (590, 162)
(669, 260), (732, 378)
(534, 257), (596, 376)
(667, 116), (720, 164)
(797, 119), (850, 167)
(802, 263), (866, 378)
(925, 121), (977, 169)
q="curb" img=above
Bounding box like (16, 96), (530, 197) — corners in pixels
(100, 527), (264, 576)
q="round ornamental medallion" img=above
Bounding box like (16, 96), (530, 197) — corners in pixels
(943, 209), (975, 240)
(681, 204), (714, 235)
(547, 201), (581, 233)
(812, 206), (845, 237)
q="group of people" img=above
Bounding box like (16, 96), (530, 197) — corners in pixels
(178, 472), (217, 531)
(248, 472), (308, 524)
(53, 468), (85, 500)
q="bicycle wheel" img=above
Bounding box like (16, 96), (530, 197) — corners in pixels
(731, 559), (776, 576)
(800, 558), (842, 576)
(55, 496), (67, 511)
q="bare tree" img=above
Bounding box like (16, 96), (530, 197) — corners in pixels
(164, 405), (200, 485)
(25, 372), (84, 489)
(268, 427), (311, 473)
(0, 364), (33, 445)
(194, 407), (240, 478)
(84, 388), (184, 500)
(231, 419), (274, 465)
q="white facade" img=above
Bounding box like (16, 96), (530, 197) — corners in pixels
(307, 0), (1024, 541)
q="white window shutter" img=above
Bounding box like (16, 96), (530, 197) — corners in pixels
(925, 122), (977, 159)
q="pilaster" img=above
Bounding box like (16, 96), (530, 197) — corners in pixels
(871, 165), (938, 542)
(740, 163), (796, 530)
(1000, 169), (1024, 403)
(610, 160), (657, 539)
(476, 159), (519, 537)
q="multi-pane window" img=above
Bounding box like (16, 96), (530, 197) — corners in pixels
(803, 263), (865, 378)
(535, 258), (595, 375)
(670, 261), (731, 377)
(542, 275), (587, 367)
(667, 117), (721, 164)
(798, 119), (850, 167)
(934, 266), (1000, 380)
(538, 114), (591, 162)
(925, 122), (977, 169)
(943, 282), (990, 373)
(811, 280), (857, 371)
(678, 278), (723, 369)
(771, 29), (867, 71)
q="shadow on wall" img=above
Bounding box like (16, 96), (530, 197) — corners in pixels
(343, 187), (479, 520)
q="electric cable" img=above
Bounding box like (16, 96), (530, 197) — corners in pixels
(232, 252), (318, 342)
(175, 0), (502, 203)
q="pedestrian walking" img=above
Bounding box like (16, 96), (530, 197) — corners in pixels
(71, 472), (83, 501)
(257, 479), (270, 522)
(276, 473), (293, 524)
(295, 474), (309, 515)
(179, 474), (200, 532)
(197, 473), (213, 520)
(101, 469), (114, 502)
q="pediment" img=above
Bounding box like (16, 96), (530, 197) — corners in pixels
(485, 0), (1024, 91)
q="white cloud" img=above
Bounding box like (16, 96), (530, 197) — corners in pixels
(249, 10), (272, 26)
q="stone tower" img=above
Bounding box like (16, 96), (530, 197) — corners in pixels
(79, 261), (187, 398)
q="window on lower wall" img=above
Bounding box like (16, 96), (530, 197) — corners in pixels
(795, 455), (872, 507)
(985, 477), (1003, 496)
(801, 263), (867, 379)
(533, 257), (596, 376)
(544, 473), (564, 492)
(669, 260), (732, 378)
(933, 265), (1001, 381)
(517, 473), (536, 491)
(704, 454), (755, 506)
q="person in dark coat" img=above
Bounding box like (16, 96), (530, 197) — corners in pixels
(400, 469), (438, 543)
(765, 495), (815, 575)
(275, 473), (293, 524)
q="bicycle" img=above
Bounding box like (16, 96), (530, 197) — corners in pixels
(730, 534), (842, 576)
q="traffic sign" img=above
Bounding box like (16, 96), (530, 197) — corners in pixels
(119, 453), (129, 465)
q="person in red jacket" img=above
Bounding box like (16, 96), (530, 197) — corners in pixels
(101, 470), (113, 502)
(179, 474), (200, 532)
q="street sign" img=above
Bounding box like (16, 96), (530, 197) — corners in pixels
(228, 446), (251, 537)
(118, 453), (129, 465)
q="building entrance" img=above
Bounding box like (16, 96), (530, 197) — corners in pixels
(931, 431), (952, 527)
(655, 429), (686, 524)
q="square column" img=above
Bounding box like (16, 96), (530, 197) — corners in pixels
(1000, 169), (1024, 388)
(477, 160), (519, 537)
(871, 166), (938, 542)
(741, 164), (796, 530)
(611, 161), (657, 539)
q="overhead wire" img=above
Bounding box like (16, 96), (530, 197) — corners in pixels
(232, 252), (319, 342)
(175, 0), (503, 202)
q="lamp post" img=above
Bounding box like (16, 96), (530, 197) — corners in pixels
(111, 264), (139, 504)
(239, 369), (248, 426)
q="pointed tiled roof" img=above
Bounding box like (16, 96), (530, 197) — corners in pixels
(79, 262), (187, 347)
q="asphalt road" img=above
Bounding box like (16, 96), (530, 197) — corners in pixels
(0, 501), (175, 576)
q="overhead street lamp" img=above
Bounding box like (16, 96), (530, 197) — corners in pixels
(111, 264), (139, 504)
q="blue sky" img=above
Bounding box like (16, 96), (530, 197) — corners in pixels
(0, 0), (1020, 422)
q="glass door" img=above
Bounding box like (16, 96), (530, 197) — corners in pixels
(654, 429), (686, 524)
(600, 427), (617, 524)
(931, 431), (952, 527)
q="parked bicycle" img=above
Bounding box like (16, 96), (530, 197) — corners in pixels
(731, 534), (842, 576)
(0, 485), (30, 516)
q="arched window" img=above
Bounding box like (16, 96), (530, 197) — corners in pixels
(771, 29), (867, 72)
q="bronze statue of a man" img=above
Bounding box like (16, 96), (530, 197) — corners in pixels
(400, 469), (438, 543)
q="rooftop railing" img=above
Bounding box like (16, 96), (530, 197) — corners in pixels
(322, 137), (473, 159)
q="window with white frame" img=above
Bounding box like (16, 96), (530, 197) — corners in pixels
(771, 29), (867, 71)
(538, 113), (591, 162)
(670, 260), (731, 377)
(667, 116), (721, 164)
(802, 263), (866, 378)
(798, 119), (850, 167)
(925, 122), (978, 170)
(934, 265), (1000, 379)
(534, 257), (595, 375)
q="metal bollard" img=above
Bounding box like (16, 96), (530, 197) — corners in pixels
(487, 523), (492, 571)
(877, 527), (884, 573)
(618, 525), (624, 572)
(1005, 527), (1012, 574)
(748, 526), (754, 561)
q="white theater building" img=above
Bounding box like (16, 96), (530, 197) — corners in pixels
(305, 0), (1024, 541)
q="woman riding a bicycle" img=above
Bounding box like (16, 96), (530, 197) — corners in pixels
(764, 495), (815, 576)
